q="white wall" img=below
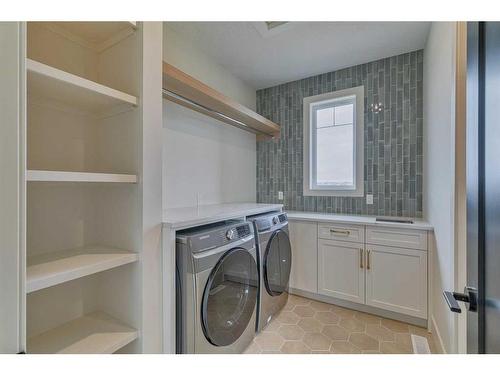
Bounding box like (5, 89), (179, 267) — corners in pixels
(162, 24), (256, 209)
(423, 22), (457, 354)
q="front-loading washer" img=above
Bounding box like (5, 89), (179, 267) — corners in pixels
(248, 212), (291, 332)
(176, 220), (258, 354)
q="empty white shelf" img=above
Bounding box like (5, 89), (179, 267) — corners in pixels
(27, 170), (137, 183)
(28, 311), (138, 354)
(27, 58), (137, 113)
(27, 247), (139, 293)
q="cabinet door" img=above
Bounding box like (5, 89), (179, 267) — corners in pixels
(288, 221), (317, 293)
(365, 245), (427, 318)
(318, 239), (365, 304)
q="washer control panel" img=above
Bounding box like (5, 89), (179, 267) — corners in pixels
(252, 212), (288, 233)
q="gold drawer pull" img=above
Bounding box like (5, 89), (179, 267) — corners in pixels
(367, 250), (371, 270)
(330, 229), (350, 236)
(359, 249), (363, 269)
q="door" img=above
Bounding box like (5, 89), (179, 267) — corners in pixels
(445, 22), (500, 353)
(318, 239), (364, 304)
(465, 22), (500, 353)
(263, 229), (292, 296)
(365, 245), (427, 319)
(288, 221), (318, 293)
(201, 248), (258, 347)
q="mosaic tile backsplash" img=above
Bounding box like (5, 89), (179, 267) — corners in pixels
(256, 50), (424, 217)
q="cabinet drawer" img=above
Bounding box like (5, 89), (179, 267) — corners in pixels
(366, 226), (427, 250)
(318, 223), (364, 243)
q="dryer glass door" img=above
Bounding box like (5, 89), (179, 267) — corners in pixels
(201, 247), (258, 347)
(264, 230), (292, 296)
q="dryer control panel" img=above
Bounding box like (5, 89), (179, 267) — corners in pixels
(176, 221), (254, 253)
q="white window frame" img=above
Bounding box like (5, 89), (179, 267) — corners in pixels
(303, 86), (364, 197)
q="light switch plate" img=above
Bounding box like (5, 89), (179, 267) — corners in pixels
(366, 194), (373, 205)
(278, 191), (284, 200)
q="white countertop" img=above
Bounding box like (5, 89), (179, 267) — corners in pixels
(163, 203), (283, 230)
(287, 211), (433, 231)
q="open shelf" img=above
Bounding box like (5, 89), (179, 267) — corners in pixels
(27, 247), (138, 293)
(27, 58), (137, 113)
(163, 62), (281, 139)
(27, 311), (138, 354)
(27, 170), (137, 183)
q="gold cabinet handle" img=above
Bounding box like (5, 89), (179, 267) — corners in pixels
(330, 229), (350, 236)
(367, 250), (371, 270)
(359, 249), (364, 269)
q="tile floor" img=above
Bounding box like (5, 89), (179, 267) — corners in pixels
(244, 294), (438, 354)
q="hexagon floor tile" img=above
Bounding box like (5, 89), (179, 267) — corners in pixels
(243, 294), (439, 354)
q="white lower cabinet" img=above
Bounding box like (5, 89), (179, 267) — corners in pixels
(288, 221), (318, 293)
(365, 245), (427, 318)
(318, 239), (365, 304)
(288, 218), (430, 321)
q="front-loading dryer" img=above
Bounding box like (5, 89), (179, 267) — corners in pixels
(248, 212), (291, 332)
(176, 221), (258, 354)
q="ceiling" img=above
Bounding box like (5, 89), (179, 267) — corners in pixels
(165, 22), (431, 90)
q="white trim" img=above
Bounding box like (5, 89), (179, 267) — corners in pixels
(303, 86), (364, 197)
(454, 21), (468, 354)
(431, 315), (447, 354)
(19, 21), (27, 353)
(162, 225), (176, 353)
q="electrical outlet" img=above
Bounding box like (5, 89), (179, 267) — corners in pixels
(366, 194), (373, 205)
(278, 191), (284, 201)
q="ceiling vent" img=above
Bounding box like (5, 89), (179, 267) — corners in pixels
(253, 21), (294, 38)
(265, 21), (288, 30)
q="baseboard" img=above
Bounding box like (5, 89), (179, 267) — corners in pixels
(431, 315), (447, 354)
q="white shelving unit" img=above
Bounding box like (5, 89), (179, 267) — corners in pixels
(27, 170), (137, 183)
(27, 311), (138, 354)
(27, 247), (138, 293)
(24, 21), (146, 354)
(27, 58), (137, 113)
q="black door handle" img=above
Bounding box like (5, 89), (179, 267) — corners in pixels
(443, 291), (463, 313)
(443, 286), (478, 313)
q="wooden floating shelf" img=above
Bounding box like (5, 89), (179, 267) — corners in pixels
(27, 247), (139, 293)
(163, 62), (280, 139)
(27, 311), (138, 354)
(27, 170), (137, 183)
(27, 58), (137, 113)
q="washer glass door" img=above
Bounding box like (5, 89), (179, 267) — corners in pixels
(201, 247), (258, 346)
(264, 230), (292, 296)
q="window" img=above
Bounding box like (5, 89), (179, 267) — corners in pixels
(303, 86), (364, 197)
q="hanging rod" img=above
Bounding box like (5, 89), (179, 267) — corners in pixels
(162, 88), (275, 139)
